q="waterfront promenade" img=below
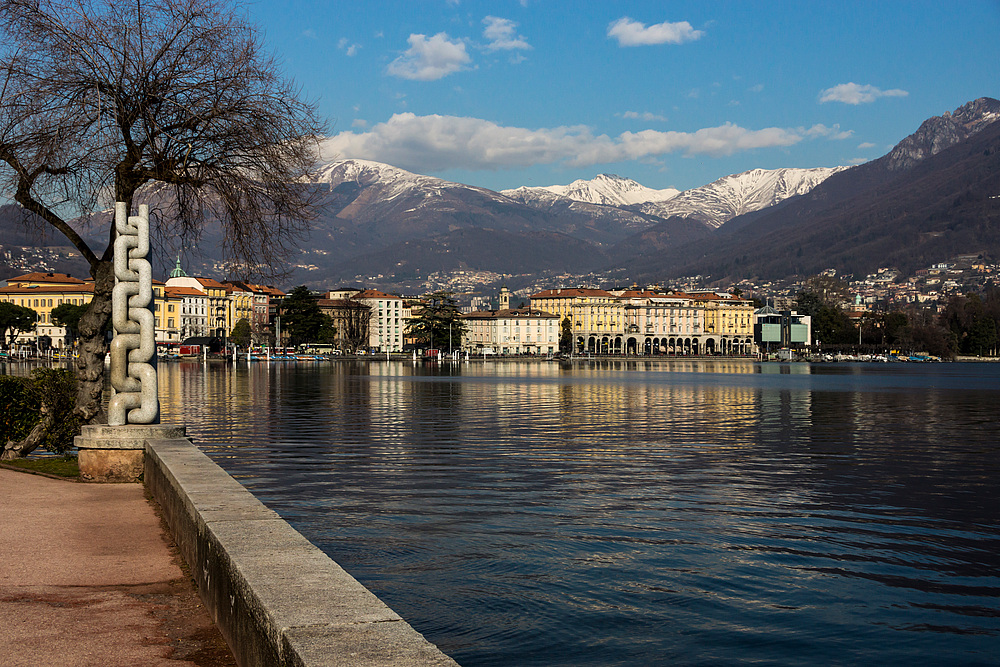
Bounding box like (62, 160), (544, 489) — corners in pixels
(0, 466), (234, 666)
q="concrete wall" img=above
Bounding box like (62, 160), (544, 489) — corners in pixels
(145, 437), (459, 667)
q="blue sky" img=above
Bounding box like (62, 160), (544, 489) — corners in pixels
(248, 0), (1000, 192)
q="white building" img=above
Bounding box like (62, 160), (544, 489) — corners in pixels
(166, 286), (208, 340)
(354, 289), (405, 352)
(463, 307), (560, 355)
(619, 290), (700, 355)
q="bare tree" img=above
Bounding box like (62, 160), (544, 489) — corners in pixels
(340, 296), (372, 353)
(0, 0), (325, 430)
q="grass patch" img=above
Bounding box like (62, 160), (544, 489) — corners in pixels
(1, 455), (80, 478)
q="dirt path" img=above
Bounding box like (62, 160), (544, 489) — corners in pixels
(0, 466), (235, 666)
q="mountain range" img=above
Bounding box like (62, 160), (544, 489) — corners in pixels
(2, 97), (998, 291)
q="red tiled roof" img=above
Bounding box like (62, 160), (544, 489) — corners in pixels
(464, 308), (558, 319)
(164, 286), (206, 297)
(530, 288), (615, 298)
(0, 284), (94, 294)
(355, 289), (401, 299)
(6, 272), (87, 285)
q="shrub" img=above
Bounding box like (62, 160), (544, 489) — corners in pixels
(0, 375), (37, 444)
(0, 369), (80, 454)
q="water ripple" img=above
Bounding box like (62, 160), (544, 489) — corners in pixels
(164, 360), (1000, 666)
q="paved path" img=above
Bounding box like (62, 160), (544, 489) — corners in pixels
(0, 467), (235, 667)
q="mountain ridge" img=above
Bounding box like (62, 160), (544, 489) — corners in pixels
(2, 97), (998, 290)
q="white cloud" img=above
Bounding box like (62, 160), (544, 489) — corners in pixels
(623, 111), (668, 122)
(802, 124), (853, 140)
(607, 17), (704, 46)
(387, 33), (471, 81)
(351, 119), (368, 128)
(483, 16), (531, 51)
(750, 84), (764, 93)
(818, 82), (908, 105)
(857, 142), (876, 150)
(320, 113), (824, 172)
(337, 38), (360, 57)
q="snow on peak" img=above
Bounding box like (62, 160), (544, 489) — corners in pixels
(308, 158), (503, 201)
(503, 174), (680, 207)
(311, 159), (437, 187)
(637, 166), (848, 228)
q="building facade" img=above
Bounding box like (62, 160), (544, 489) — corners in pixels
(686, 291), (756, 355)
(463, 308), (560, 355)
(529, 288), (626, 354)
(0, 273), (94, 350)
(754, 306), (812, 352)
(354, 289), (405, 352)
(618, 290), (702, 355)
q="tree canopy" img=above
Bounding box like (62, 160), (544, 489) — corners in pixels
(560, 316), (572, 352)
(50, 302), (90, 337)
(406, 291), (466, 352)
(940, 290), (1000, 356)
(0, 302), (36, 348)
(279, 286), (334, 347)
(0, 0), (325, 425)
(230, 317), (251, 348)
(795, 290), (855, 345)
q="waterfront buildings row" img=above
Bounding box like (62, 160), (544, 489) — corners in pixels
(0, 272), (409, 355)
(1, 272), (810, 356)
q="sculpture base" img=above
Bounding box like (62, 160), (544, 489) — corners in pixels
(75, 424), (186, 483)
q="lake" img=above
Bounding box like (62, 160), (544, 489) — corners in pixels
(158, 359), (1000, 666)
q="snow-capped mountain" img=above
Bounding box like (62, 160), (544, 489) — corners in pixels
(311, 159), (499, 201)
(505, 166), (846, 230)
(309, 159), (699, 250)
(636, 166), (848, 228)
(503, 174), (680, 208)
(623, 97), (1000, 283)
(7, 98), (997, 290)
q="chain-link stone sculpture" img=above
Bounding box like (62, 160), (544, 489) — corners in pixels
(108, 202), (159, 425)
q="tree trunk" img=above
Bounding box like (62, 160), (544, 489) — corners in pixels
(73, 259), (114, 425)
(1, 411), (54, 460)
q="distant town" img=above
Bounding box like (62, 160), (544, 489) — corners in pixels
(2, 249), (997, 361)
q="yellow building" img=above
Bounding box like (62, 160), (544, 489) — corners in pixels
(617, 289), (703, 355)
(529, 288), (625, 354)
(152, 281), (185, 345)
(684, 291), (755, 355)
(222, 282), (255, 334)
(0, 272), (93, 350)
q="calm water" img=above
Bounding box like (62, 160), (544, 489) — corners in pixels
(158, 360), (1000, 666)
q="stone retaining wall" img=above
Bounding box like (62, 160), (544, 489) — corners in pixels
(144, 437), (459, 667)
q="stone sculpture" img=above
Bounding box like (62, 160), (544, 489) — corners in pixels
(108, 202), (159, 425)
